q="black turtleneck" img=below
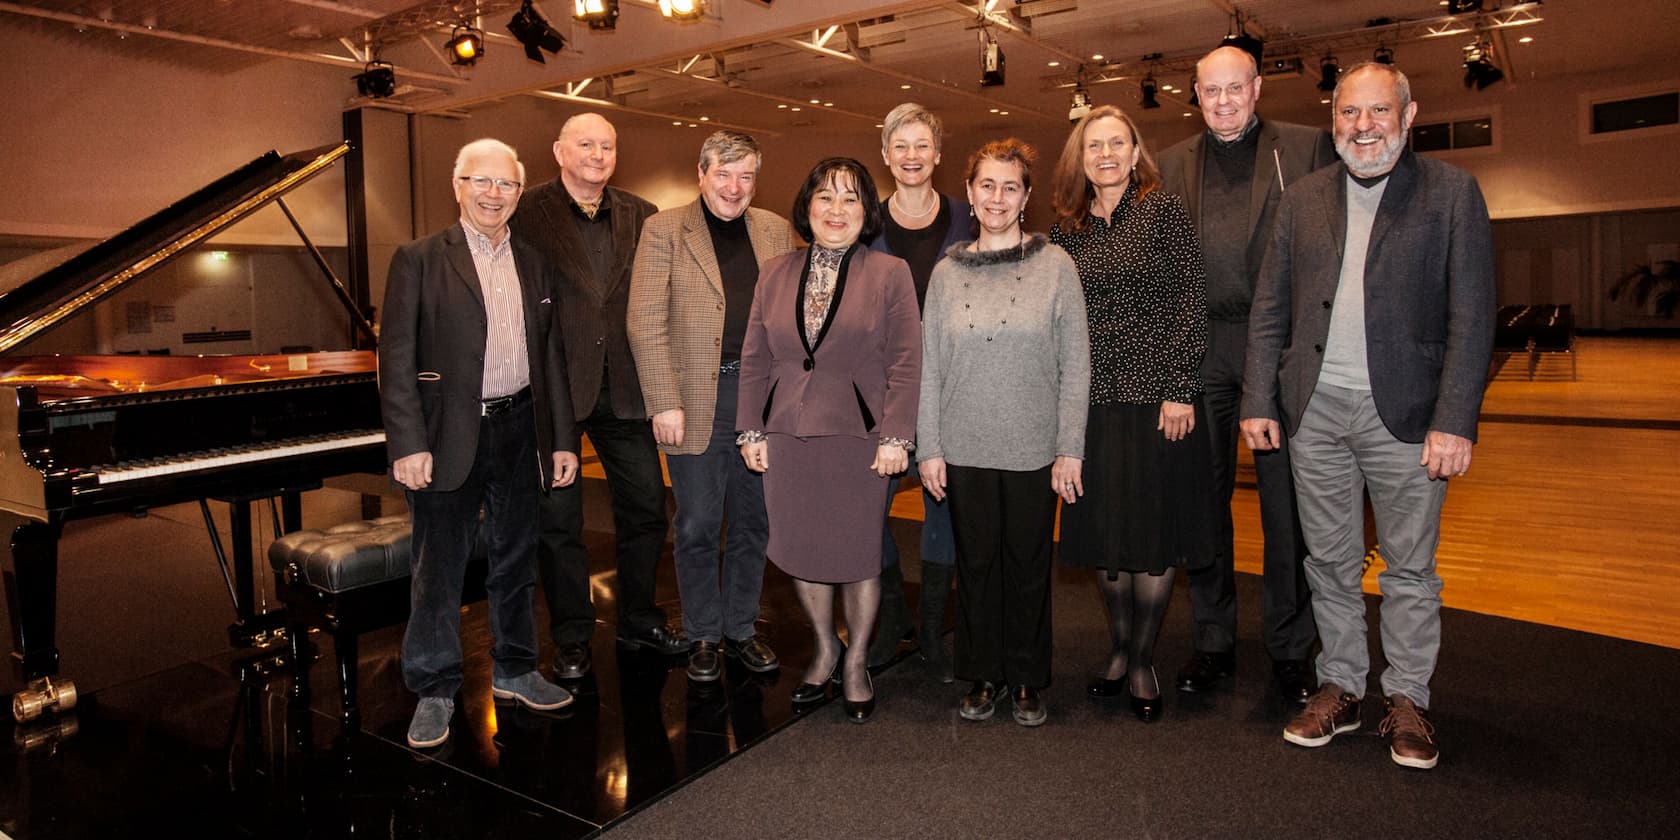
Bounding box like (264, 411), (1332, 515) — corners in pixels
(1199, 117), (1262, 321)
(701, 200), (759, 363)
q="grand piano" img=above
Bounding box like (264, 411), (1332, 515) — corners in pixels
(0, 143), (387, 721)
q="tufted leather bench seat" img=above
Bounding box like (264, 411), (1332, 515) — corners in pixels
(270, 515), (486, 729)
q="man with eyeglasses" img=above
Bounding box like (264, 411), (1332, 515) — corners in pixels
(512, 113), (688, 681)
(379, 138), (581, 749)
(1158, 45), (1338, 705)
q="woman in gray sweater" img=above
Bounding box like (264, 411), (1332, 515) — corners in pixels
(916, 138), (1090, 727)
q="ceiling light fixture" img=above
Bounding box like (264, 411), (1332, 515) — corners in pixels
(1139, 75), (1160, 109)
(1373, 44), (1396, 65)
(1317, 53), (1340, 93)
(1447, 0), (1484, 13)
(508, 0), (565, 62)
(1220, 12), (1264, 66)
(979, 28), (1005, 87)
(1068, 86), (1092, 123)
(354, 60), (397, 99)
(574, 0), (619, 30)
(659, 0), (705, 21)
(446, 25), (483, 66)
(1462, 37), (1504, 90)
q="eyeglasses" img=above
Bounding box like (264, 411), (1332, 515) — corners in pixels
(457, 175), (523, 193)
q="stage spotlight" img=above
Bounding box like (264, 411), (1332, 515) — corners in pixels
(1220, 17), (1263, 67)
(354, 61), (396, 99)
(1317, 54), (1340, 93)
(1462, 39), (1503, 90)
(979, 33), (1005, 87)
(659, 0), (704, 20)
(1447, 1), (1484, 13)
(508, 0), (565, 63)
(1068, 87), (1092, 123)
(1140, 76), (1160, 109)
(446, 25), (483, 66)
(574, 0), (619, 30)
(1373, 45), (1395, 65)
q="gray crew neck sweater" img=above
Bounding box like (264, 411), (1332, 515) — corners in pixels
(917, 233), (1090, 471)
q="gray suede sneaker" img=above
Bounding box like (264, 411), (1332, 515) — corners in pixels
(491, 670), (574, 711)
(406, 697), (454, 748)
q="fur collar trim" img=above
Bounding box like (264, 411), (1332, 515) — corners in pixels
(943, 232), (1050, 267)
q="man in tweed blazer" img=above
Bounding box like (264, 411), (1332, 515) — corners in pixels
(627, 130), (798, 683)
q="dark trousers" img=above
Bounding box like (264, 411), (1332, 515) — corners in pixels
(537, 376), (670, 644)
(880, 451), (957, 569)
(947, 463), (1056, 688)
(402, 398), (540, 698)
(664, 371), (768, 643)
(1188, 318), (1316, 660)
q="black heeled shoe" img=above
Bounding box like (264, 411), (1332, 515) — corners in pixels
(1087, 677), (1126, 699)
(843, 671), (875, 724)
(1127, 668), (1163, 723)
(791, 642), (845, 705)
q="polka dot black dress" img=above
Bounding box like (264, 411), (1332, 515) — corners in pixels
(1051, 183), (1217, 574)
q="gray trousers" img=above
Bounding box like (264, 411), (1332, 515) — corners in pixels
(1289, 383), (1448, 708)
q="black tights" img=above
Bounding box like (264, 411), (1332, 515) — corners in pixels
(793, 577), (881, 702)
(1094, 568), (1177, 698)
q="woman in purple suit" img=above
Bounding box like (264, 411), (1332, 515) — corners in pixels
(736, 157), (922, 723)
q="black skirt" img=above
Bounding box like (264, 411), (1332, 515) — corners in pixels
(1059, 401), (1217, 574)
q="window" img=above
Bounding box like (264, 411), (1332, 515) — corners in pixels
(1410, 117), (1494, 152)
(1591, 92), (1679, 134)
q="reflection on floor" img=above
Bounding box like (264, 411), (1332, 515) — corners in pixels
(0, 478), (923, 838)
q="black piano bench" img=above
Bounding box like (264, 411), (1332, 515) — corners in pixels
(269, 515), (414, 730)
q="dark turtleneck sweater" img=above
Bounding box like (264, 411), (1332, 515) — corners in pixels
(701, 199), (759, 363)
(1199, 117), (1261, 321)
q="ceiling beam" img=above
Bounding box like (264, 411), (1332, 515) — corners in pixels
(781, 31), (1056, 120)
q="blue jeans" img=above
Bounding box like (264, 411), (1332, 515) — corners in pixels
(402, 399), (541, 699)
(881, 451), (957, 569)
(664, 371), (768, 643)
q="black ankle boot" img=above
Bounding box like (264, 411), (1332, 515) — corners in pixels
(917, 563), (955, 683)
(867, 563), (913, 668)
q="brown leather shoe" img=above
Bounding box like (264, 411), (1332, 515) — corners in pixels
(959, 680), (998, 721)
(1379, 695), (1439, 769)
(1283, 683), (1361, 747)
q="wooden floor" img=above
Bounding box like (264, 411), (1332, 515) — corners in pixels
(1229, 335), (1680, 649)
(600, 336), (1680, 651)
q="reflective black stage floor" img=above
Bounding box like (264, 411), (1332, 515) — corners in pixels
(0, 478), (913, 838)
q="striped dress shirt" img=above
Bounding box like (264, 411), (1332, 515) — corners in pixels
(462, 220), (530, 400)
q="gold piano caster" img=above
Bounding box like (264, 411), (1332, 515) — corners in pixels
(11, 676), (78, 723)
(13, 713), (79, 753)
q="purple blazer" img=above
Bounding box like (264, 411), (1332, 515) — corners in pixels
(737, 245), (921, 442)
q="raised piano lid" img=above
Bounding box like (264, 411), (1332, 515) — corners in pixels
(0, 350), (377, 401)
(0, 142), (352, 355)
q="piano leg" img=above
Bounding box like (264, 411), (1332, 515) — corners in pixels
(213, 495), (289, 648)
(2, 513), (78, 722)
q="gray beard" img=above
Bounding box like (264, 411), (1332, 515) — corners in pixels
(1337, 134), (1405, 178)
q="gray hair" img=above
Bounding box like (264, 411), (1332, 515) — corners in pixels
(880, 102), (944, 152)
(453, 138), (526, 184)
(698, 130), (761, 174)
(1332, 61), (1413, 111)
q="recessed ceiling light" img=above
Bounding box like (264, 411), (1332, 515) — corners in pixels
(1048, 60), (1060, 67)
(876, 123), (884, 128)
(1091, 53), (1104, 61)
(688, 123), (697, 128)
(791, 106), (802, 111)
(900, 84), (912, 90)
(824, 102), (834, 107)
(1519, 36), (1534, 43)
(1182, 112), (1193, 117)
(777, 103), (787, 109)
(1320, 98), (1330, 104)
(990, 108), (999, 113)
(999, 111), (1009, 115)
(699, 116), (710, 121)
(810, 98), (820, 104)
(672, 120), (683, 125)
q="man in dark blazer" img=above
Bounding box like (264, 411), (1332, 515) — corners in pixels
(1158, 45), (1338, 704)
(512, 113), (687, 681)
(380, 138), (581, 750)
(1240, 63), (1495, 771)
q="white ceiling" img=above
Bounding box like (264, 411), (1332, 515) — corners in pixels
(2, 0), (1670, 138)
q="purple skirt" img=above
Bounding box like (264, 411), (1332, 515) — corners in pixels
(763, 433), (891, 583)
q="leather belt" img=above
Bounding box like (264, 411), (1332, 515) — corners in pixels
(481, 387), (531, 417)
(718, 359), (742, 375)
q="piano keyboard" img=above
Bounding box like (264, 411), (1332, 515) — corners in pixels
(94, 431), (387, 485)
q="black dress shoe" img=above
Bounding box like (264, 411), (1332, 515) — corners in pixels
(1127, 686), (1163, 723)
(617, 624), (689, 656)
(554, 642), (592, 680)
(1175, 650), (1236, 693)
(844, 672), (875, 724)
(791, 647), (844, 705)
(1011, 685), (1046, 727)
(959, 680), (998, 721)
(1273, 659), (1315, 705)
(687, 641), (722, 682)
(722, 634), (780, 673)
(1086, 677), (1126, 699)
